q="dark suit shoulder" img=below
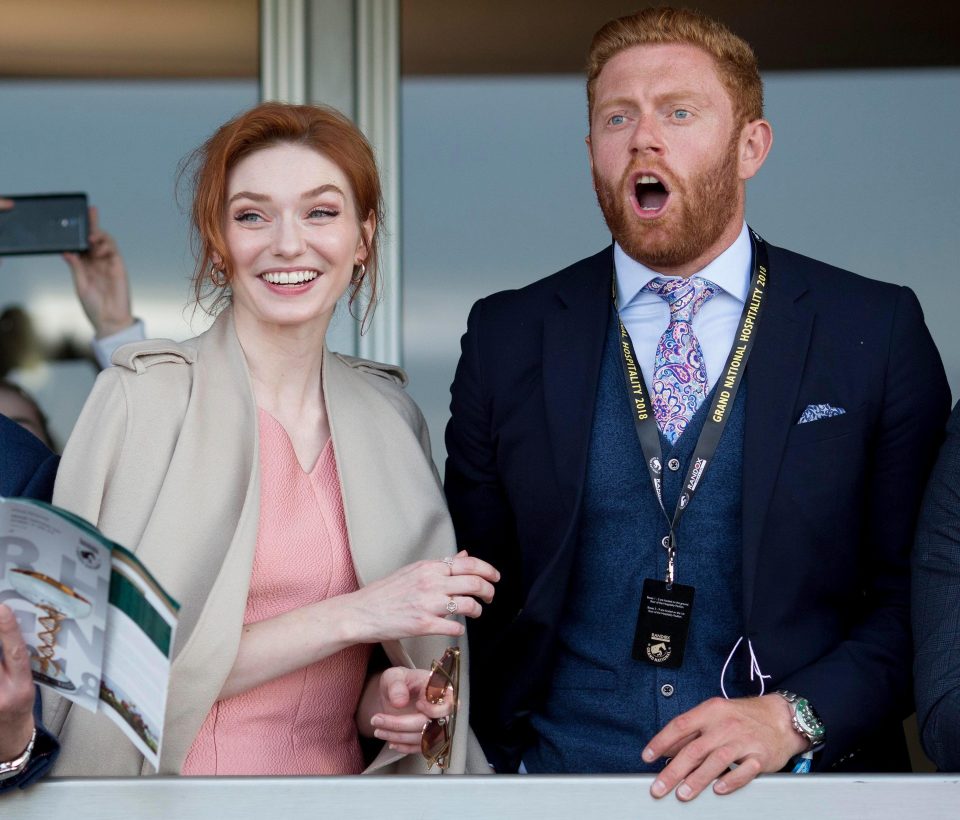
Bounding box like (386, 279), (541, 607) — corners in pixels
(767, 243), (907, 302)
(767, 244), (941, 400)
(0, 414), (58, 500)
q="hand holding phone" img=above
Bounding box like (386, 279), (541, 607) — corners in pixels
(63, 206), (134, 337)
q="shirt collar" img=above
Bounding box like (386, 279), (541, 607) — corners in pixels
(614, 222), (752, 309)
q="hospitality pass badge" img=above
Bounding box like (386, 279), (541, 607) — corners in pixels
(633, 579), (695, 669)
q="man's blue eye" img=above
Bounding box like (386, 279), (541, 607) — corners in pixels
(674, 109), (691, 120)
(609, 114), (625, 126)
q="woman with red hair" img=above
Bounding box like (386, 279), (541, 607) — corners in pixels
(30, 103), (495, 778)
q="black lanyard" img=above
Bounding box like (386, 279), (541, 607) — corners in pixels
(615, 229), (769, 585)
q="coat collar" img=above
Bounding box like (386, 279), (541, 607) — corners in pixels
(155, 306), (261, 772)
(323, 348), (457, 666)
(323, 348), (468, 772)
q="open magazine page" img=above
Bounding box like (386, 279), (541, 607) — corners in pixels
(0, 497), (110, 712)
(0, 495), (181, 766)
(101, 546), (179, 768)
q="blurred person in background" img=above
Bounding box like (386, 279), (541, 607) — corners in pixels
(0, 379), (55, 449)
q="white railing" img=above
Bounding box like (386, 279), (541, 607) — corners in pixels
(5, 774), (960, 819)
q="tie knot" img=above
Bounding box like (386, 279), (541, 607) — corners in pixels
(643, 276), (718, 323)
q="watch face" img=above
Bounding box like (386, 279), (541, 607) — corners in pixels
(796, 700), (826, 740)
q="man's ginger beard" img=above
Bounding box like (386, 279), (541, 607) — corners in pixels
(594, 132), (741, 271)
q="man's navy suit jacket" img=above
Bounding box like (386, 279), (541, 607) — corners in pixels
(913, 399), (960, 770)
(445, 239), (951, 773)
(0, 414), (57, 499)
(0, 413), (60, 791)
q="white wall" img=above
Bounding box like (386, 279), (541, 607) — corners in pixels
(401, 70), (960, 468)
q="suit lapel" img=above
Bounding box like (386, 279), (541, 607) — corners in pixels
(542, 248), (614, 514)
(741, 244), (813, 623)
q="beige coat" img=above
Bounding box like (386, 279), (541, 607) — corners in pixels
(44, 308), (488, 775)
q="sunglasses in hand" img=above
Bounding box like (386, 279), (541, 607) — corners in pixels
(420, 646), (460, 771)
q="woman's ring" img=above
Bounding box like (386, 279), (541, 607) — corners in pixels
(446, 597), (459, 615)
(441, 556), (455, 575)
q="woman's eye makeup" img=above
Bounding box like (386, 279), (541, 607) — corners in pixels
(230, 201), (343, 222)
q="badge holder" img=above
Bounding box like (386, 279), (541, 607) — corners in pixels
(633, 535), (694, 668)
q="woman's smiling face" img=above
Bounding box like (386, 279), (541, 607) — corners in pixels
(223, 142), (373, 332)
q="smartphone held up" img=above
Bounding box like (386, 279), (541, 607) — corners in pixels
(0, 193), (89, 256)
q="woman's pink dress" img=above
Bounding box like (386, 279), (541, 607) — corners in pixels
(182, 409), (371, 775)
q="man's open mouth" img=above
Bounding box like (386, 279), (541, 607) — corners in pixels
(634, 174), (669, 213)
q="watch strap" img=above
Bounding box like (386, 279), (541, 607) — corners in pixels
(0, 726), (37, 781)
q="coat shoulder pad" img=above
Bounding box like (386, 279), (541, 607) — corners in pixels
(334, 353), (408, 387)
(111, 339), (197, 374)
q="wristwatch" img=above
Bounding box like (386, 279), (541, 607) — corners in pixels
(0, 727), (36, 782)
(775, 690), (826, 751)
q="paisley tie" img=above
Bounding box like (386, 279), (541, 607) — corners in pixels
(642, 276), (719, 444)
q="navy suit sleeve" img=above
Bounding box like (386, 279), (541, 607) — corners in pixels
(913, 400), (960, 771)
(445, 299), (525, 772)
(0, 691), (60, 793)
(0, 414), (59, 500)
(16, 453), (58, 501)
(1, 414), (62, 792)
(777, 286), (950, 768)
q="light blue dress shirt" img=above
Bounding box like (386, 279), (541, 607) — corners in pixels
(614, 223), (752, 393)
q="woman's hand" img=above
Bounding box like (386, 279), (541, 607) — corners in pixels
(358, 667), (454, 754)
(218, 551), (498, 700)
(339, 550), (499, 644)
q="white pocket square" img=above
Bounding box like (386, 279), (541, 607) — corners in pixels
(797, 404), (846, 424)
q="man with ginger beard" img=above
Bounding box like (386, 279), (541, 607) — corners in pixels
(445, 6), (949, 800)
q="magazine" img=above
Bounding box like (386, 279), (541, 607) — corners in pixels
(0, 496), (179, 767)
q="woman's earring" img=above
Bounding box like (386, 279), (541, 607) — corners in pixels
(209, 266), (227, 287)
(352, 262), (366, 283)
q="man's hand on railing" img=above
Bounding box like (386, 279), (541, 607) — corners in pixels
(643, 694), (808, 801)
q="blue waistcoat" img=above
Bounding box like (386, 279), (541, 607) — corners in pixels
(524, 308), (750, 773)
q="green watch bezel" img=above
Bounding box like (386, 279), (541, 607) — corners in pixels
(794, 697), (826, 743)
(776, 689), (826, 749)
